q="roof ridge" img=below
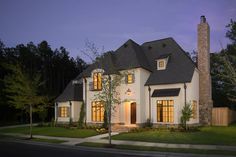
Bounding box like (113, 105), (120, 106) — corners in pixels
(142, 37), (173, 45)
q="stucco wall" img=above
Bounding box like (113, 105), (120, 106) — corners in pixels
(145, 68), (199, 124)
(56, 101), (82, 122)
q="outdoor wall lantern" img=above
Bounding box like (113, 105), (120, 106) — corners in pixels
(126, 88), (132, 96)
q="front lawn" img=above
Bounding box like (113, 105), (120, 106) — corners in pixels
(0, 126), (98, 138)
(112, 124), (236, 146)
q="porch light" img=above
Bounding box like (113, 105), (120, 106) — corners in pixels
(126, 88), (132, 96)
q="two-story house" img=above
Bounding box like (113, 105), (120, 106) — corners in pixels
(55, 16), (213, 126)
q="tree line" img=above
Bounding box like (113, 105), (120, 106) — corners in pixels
(0, 40), (87, 125)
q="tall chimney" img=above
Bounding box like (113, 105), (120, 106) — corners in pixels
(197, 15), (213, 125)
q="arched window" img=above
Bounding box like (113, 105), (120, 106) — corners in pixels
(93, 72), (102, 90)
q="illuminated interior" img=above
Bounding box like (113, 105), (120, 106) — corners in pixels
(59, 107), (69, 117)
(157, 100), (174, 123)
(127, 74), (133, 84)
(91, 101), (104, 122)
(93, 72), (102, 90)
(192, 100), (197, 119)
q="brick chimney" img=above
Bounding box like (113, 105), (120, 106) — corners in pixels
(197, 15), (213, 125)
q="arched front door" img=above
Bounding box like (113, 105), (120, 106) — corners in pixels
(130, 102), (136, 124)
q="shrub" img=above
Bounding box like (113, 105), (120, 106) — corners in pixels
(143, 118), (153, 128)
(180, 103), (193, 131)
(78, 102), (85, 129)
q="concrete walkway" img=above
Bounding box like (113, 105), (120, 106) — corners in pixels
(2, 132), (236, 152)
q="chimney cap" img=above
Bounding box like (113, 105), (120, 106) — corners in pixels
(200, 15), (206, 23)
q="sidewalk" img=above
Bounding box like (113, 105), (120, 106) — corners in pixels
(3, 132), (236, 152)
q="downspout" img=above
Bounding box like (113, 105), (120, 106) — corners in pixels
(148, 86), (151, 120)
(84, 78), (87, 125)
(184, 83), (187, 106)
(69, 101), (72, 123)
(55, 102), (58, 124)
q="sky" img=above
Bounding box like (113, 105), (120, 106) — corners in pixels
(0, 0), (236, 59)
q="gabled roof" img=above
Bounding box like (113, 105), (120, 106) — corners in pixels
(55, 81), (83, 102)
(141, 38), (196, 85)
(114, 39), (152, 71)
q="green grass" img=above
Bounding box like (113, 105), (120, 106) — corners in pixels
(112, 124), (236, 146)
(0, 126), (98, 138)
(30, 138), (66, 144)
(78, 142), (236, 156)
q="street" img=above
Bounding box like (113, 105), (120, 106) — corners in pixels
(0, 138), (230, 157)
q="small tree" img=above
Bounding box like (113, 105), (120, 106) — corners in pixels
(3, 63), (45, 139)
(78, 101), (85, 128)
(180, 103), (193, 131)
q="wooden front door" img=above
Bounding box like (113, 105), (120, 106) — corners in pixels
(130, 102), (136, 124)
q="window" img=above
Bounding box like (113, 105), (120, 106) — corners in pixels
(157, 59), (167, 70)
(91, 101), (104, 122)
(59, 107), (69, 117)
(157, 100), (174, 123)
(93, 72), (102, 90)
(192, 100), (197, 119)
(127, 74), (133, 84)
(159, 60), (165, 68)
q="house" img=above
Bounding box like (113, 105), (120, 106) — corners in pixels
(55, 16), (212, 126)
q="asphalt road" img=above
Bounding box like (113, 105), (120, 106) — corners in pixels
(0, 138), (229, 157)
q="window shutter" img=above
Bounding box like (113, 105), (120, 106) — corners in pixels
(58, 107), (61, 117)
(89, 82), (93, 91)
(125, 75), (128, 84)
(132, 74), (135, 83)
(67, 107), (70, 117)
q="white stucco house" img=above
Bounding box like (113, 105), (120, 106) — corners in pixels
(55, 16), (212, 126)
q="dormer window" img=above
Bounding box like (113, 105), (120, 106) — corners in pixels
(156, 54), (170, 70)
(157, 59), (166, 70)
(93, 72), (102, 90)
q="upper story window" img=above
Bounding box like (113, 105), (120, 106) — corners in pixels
(126, 73), (135, 84)
(156, 54), (170, 70)
(93, 72), (102, 90)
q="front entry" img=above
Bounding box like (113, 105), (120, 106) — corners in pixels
(130, 102), (136, 124)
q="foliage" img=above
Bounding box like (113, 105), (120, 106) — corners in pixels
(180, 103), (193, 131)
(3, 63), (47, 138)
(143, 118), (153, 128)
(0, 40), (87, 123)
(78, 101), (85, 128)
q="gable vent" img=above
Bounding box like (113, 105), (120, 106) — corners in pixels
(124, 43), (128, 48)
(148, 46), (152, 50)
(162, 43), (166, 48)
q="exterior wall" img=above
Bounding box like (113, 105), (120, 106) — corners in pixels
(85, 67), (150, 125)
(146, 69), (199, 125)
(56, 101), (82, 122)
(84, 67), (199, 126)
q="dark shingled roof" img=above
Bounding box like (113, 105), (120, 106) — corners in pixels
(55, 81), (83, 102)
(142, 38), (196, 85)
(151, 88), (181, 97)
(56, 37), (196, 102)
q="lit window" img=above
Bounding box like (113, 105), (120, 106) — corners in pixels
(91, 101), (104, 122)
(192, 100), (197, 119)
(159, 60), (165, 68)
(59, 107), (69, 117)
(127, 74), (133, 84)
(157, 100), (174, 123)
(93, 72), (102, 90)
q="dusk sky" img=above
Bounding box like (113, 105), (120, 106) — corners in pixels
(0, 0), (236, 59)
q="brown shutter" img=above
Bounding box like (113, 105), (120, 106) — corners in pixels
(58, 107), (61, 117)
(125, 75), (128, 84)
(66, 107), (70, 117)
(89, 82), (93, 91)
(132, 74), (135, 83)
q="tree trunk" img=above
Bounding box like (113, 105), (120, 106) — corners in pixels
(30, 104), (33, 139)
